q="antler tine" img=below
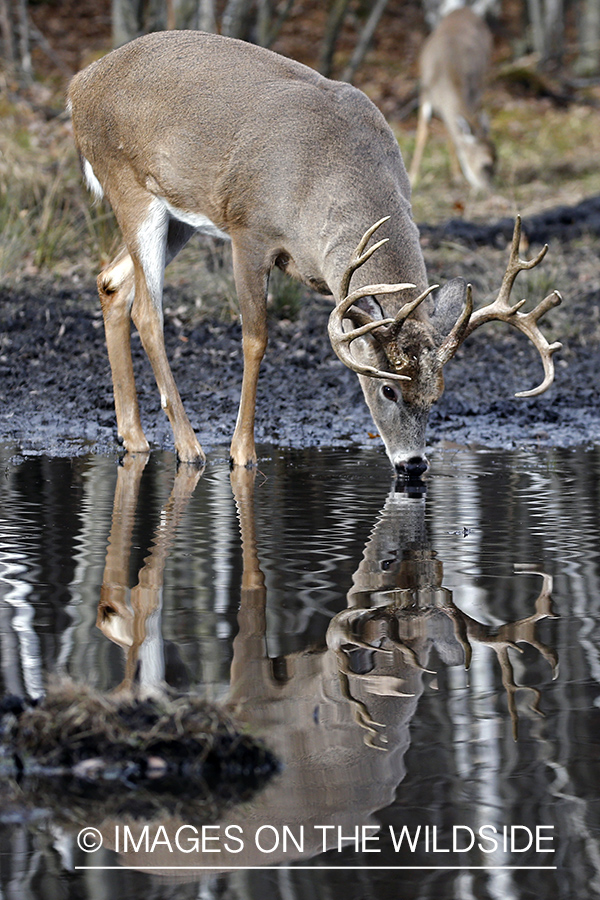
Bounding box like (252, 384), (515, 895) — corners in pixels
(329, 280), (419, 382)
(437, 284), (473, 365)
(388, 284), (439, 336)
(339, 216), (391, 300)
(356, 216), (391, 255)
(328, 319), (413, 382)
(328, 295), (410, 378)
(466, 287), (563, 398)
(447, 217), (562, 397)
(514, 293), (563, 397)
(336, 281), (417, 321)
(495, 215), (548, 309)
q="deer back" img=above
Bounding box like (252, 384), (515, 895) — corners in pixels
(69, 31), (424, 293)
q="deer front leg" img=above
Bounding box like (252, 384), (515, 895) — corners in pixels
(229, 240), (269, 468)
(408, 100), (431, 188)
(98, 246), (150, 454)
(229, 466), (269, 701)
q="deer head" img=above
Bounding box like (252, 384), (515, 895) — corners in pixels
(328, 217), (562, 475)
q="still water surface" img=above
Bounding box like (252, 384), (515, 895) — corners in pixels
(0, 443), (599, 899)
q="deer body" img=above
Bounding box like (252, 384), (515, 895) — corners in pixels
(409, 8), (495, 191)
(69, 31), (558, 474)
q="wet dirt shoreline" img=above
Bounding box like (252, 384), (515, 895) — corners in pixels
(1, 205), (599, 460)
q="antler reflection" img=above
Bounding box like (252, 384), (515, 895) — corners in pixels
(325, 492), (557, 747)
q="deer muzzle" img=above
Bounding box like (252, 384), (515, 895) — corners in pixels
(394, 455), (429, 478)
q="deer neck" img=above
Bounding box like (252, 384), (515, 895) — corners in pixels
(321, 222), (428, 311)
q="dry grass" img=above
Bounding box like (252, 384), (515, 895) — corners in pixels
(0, 81), (119, 280)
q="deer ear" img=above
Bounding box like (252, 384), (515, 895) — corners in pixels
(424, 278), (468, 345)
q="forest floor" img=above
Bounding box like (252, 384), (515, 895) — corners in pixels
(1, 214), (599, 461)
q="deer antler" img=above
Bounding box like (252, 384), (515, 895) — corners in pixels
(464, 567), (558, 740)
(328, 217), (433, 381)
(437, 217), (562, 396)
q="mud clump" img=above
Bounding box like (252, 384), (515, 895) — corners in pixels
(0, 681), (279, 822)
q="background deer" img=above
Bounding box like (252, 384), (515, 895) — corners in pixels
(409, 7), (496, 191)
(68, 31), (559, 476)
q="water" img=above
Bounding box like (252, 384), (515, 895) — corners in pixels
(0, 443), (599, 899)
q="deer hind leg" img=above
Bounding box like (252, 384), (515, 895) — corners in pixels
(229, 238), (269, 468)
(100, 196), (201, 461)
(127, 202), (205, 464)
(98, 245), (149, 454)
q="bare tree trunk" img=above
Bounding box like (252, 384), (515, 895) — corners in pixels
(543, 0), (563, 64)
(222, 0), (251, 39)
(256, 0), (273, 45)
(29, 20), (72, 77)
(342, 0), (391, 83)
(112, 0), (141, 46)
(166, 0), (200, 30)
(256, 0), (295, 47)
(575, 0), (600, 76)
(112, 0), (176, 46)
(526, 0), (564, 67)
(16, 0), (32, 82)
(526, 0), (544, 56)
(166, 0), (176, 30)
(0, 0), (64, 83)
(318, 0), (351, 76)
(198, 0), (216, 33)
(0, 0), (15, 66)
(110, 0), (292, 45)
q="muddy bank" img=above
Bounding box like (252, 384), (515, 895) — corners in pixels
(1, 203), (599, 460)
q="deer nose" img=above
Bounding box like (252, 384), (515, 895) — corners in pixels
(395, 456), (428, 477)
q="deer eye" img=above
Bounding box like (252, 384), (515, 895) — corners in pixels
(382, 385), (397, 402)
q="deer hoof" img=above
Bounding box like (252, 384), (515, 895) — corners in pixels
(229, 450), (258, 469)
(177, 444), (206, 466)
(121, 435), (151, 454)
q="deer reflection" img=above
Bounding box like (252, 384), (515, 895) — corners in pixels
(95, 459), (557, 872)
(96, 453), (202, 690)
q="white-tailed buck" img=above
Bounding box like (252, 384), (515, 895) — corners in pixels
(68, 31), (559, 475)
(409, 7), (496, 190)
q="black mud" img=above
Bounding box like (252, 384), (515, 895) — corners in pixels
(1, 202), (599, 460)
